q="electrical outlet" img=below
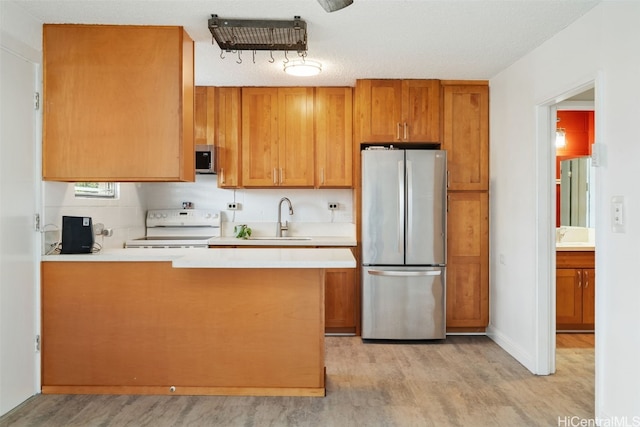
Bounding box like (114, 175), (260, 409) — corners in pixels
(93, 223), (105, 235)
(227, 202), (240, 210)
(328, 202), (338, 210)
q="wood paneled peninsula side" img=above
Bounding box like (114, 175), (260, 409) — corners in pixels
(41, 248), (355, 397)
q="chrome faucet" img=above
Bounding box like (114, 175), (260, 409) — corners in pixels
(276, 197), (294, 237)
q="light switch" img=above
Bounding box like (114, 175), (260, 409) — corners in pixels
(591, 143), (605, 167)
(612, 195), (625, 233)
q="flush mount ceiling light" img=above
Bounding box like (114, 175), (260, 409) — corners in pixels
(283, 59), (322, 76)
(317, 0), (354, 13)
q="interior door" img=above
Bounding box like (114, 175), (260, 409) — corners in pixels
(0, 46), (39, 415)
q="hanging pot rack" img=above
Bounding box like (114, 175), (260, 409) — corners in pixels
(208, 14), (307, 60)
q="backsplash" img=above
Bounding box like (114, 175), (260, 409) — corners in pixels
(42, 181), (147, 251)
(144, 175), (354, 224)
(43, 174), (354, 252)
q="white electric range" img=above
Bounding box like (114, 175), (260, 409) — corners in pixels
(125, 209), (221, 249)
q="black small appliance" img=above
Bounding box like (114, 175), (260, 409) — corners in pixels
(60, 216), (94, 254)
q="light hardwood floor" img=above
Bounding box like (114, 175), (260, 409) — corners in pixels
(0, 335), (594, 427)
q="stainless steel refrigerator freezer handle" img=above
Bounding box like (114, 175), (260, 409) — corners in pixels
(406, 159), (413, 251)
(397, 160), (404, 253)
(367, 270), (442, 277)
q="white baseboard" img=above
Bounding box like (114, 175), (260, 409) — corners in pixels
(486, 325), (537, 374)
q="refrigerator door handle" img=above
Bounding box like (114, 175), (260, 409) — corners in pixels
(397, 160), (404, 253)
(367, 269), (442, 277)
(406, 159), (413, 251)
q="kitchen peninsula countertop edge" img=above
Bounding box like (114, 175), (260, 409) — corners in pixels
(42, 247), (357, 268)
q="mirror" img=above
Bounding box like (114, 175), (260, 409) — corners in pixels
(555, 94), (595, 229)
(560, 156), (595, 227)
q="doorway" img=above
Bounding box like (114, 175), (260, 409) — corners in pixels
(552, 89), (596, 387)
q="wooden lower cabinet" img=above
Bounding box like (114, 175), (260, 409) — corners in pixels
(41, 262), (325, 396)
(325, 268), (357, 334)
(556, 251), (595, 330)
(213, 245), (358, 334)
(446, 191), (489, 331)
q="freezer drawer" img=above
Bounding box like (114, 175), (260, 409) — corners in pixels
(362, 266), (445, 340)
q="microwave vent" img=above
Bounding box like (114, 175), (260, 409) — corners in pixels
(208, 15), (307, 52)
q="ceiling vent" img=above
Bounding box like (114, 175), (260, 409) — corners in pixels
(208, 15), (307, 53)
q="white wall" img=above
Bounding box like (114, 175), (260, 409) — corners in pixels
(489, 1), (640, 420)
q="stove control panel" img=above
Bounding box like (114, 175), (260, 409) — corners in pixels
(146, 209), (221, 228)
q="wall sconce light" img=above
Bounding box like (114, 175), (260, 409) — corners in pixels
(283, 59), (322, 76)
(555, 128), (566, 148)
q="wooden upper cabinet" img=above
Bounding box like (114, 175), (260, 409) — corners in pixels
(242, 87), (314, 187)
(278, 88), (315, 187)
(356, 79), (440, 143)
(43, 24), (195, 182)
(215, 87), (241, 188)
(442, 83), (489, 191)
(446, 191), (489, 330)
(242, 88), (279, 186)
(194, 86), (215, 146)
(315, 87), (353, 188)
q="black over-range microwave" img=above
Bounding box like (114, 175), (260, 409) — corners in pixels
(195, 144), (216, 174)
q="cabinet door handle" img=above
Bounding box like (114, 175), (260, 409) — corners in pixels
(584, 270), (589, 288)
(220, 168), (225, 184)
(396, 123), (401, 141)
(404, 122), (408, 140)
(280, 168), (284, 184)
(321, 167), (325, 185)
(577, 270), (582, 288)
(273, 168), (277, 185)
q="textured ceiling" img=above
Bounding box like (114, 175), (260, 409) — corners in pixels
(9, 0), (600, 86)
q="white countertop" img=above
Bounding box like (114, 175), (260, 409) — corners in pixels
(209, 236), (356, 247)
(173, 248), (355, 268)
(42, 247), (356, 269)
(556, 242), (595, 252)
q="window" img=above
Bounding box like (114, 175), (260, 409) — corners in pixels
(74, 182), (119, 199)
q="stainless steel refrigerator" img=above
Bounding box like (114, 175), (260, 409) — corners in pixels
(361, 148), (446, 340)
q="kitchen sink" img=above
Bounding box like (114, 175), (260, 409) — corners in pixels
(249, 236), (312, 241)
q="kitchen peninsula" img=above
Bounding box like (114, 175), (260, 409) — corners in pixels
(41, 248), (355, 397)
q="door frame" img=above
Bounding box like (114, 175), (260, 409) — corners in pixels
(534, 74), (601, 375)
